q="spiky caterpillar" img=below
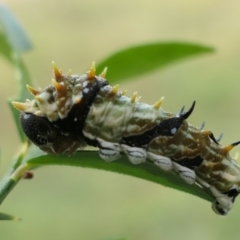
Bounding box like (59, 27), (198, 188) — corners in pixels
(12, 62), (240, 216)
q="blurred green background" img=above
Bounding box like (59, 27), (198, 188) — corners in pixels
(1, 0), (240, 239)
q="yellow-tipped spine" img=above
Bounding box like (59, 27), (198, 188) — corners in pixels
(26, 85), (40, 96)
(100, 67), (108, 78)
(131, 92), (138, 103)
(52, 61), (62, 81)
(87, 62), (96, 80)
(153, 97), (164, 109)
(111, 85), (119, 94)
(52, 79), (65, 92)
(12, 101), (28, 112)
(35, 96), (44, 104)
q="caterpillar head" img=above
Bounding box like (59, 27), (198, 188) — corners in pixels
(12, 62), (108, 155)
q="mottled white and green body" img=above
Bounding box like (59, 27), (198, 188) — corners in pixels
(12, 63), (240, 216)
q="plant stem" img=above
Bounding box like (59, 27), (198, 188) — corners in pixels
(0, 143), (30, 205)
(0, 163), (31, 205)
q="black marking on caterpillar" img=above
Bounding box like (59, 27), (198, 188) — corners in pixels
(173, 156), (204, 170)
(12, 62), (240, 216)
(53, 79), (108, 135)
(121, 101), (195, 147)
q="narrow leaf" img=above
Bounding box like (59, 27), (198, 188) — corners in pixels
(0, 5), (33, 142)
(8, 102), (25, 142)
(26, 151), (213, 203)
(14, 58), (32, 100)
(97, 42), (214, 83)
(0, 4), (32, 53)
(8, 60), (32, 142)
(0, 212), (21, 221)
(0, 32), (13, 62)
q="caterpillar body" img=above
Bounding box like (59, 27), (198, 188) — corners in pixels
(12, 62), (240, 216)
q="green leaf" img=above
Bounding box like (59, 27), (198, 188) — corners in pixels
(0, 212), (21, 221)
(97, 42), (214, 83)
(0, 4), (32, 53)
(8, 102), (25, 142)
(0, 5), (33, 142)
(0, 143), (29, 205)
(0, 32), (13, 62)
(15, 59), (32, 100)
(26, 151), (213, 203)
(9, 60), (32, 142)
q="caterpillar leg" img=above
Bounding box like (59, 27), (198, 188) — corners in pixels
(172, 162), (196, 184)
(212, 200), (230, 216)
(121, 144), (146, 164)
(196, 176), (239, 215)
(210, 186), (239, 216)
(147, 152), (172, 171)
(97, 138), (121, 162)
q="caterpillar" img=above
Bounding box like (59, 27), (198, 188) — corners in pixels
(12, 62), (240, 216)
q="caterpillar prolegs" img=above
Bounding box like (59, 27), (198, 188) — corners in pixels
(12, 62), (240, 216)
